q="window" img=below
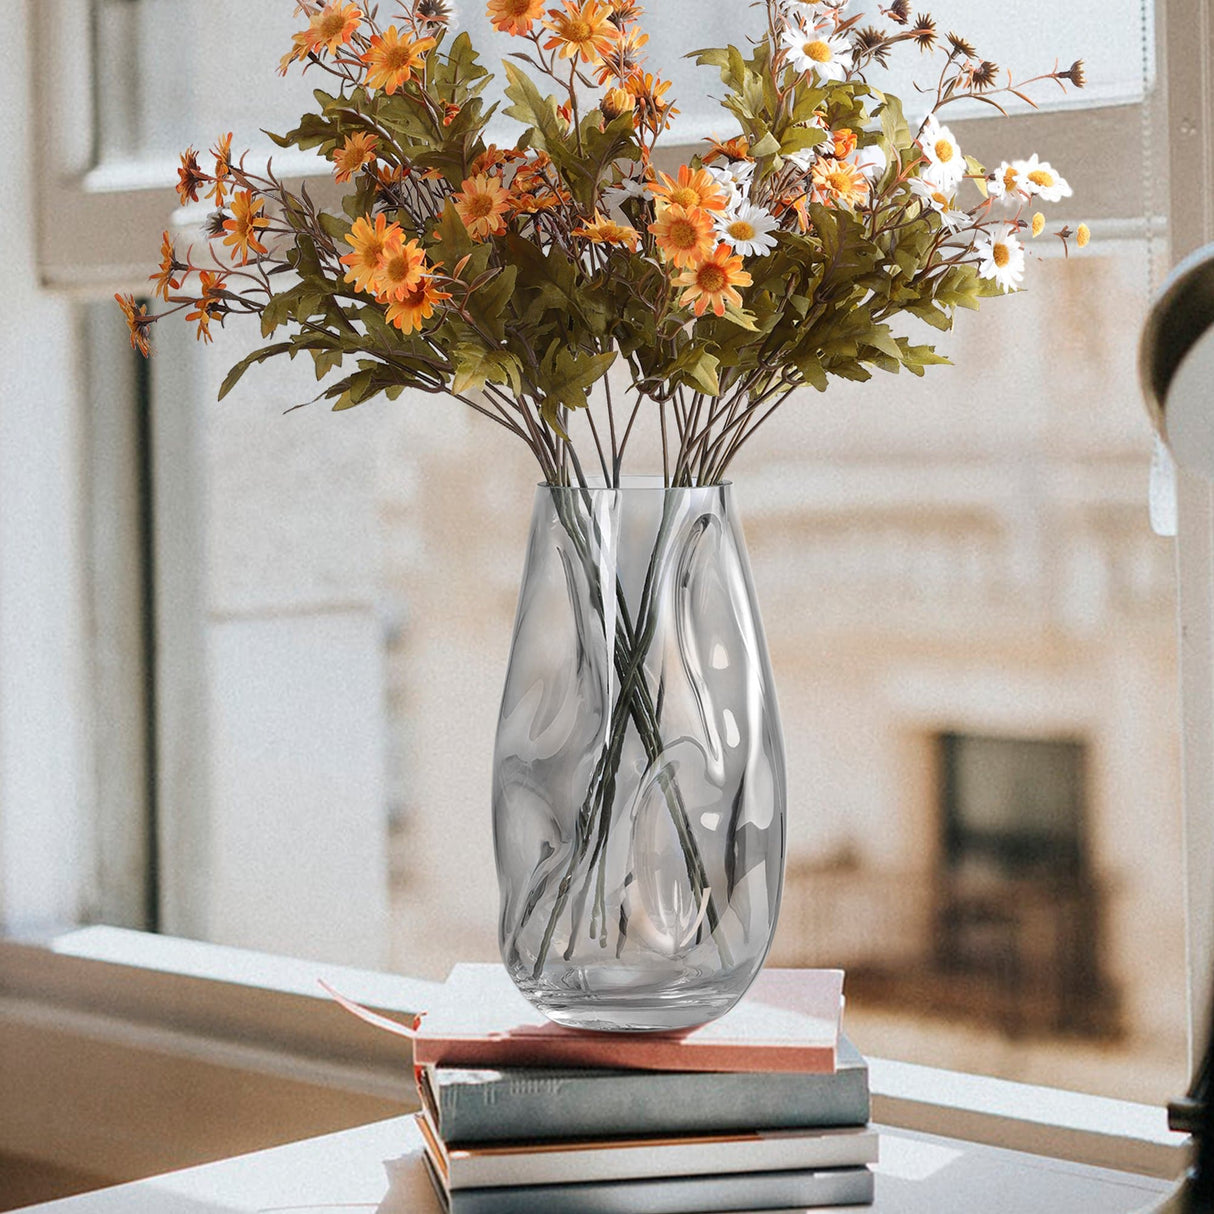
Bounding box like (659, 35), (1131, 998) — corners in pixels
(941, 733), (1088, 877)
(7, 0), (1207, 1119)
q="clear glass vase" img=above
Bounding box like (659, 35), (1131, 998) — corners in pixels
(493, 479), (787, 1031)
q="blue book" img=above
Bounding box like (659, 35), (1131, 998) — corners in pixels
(417, 1033), (869, 1145)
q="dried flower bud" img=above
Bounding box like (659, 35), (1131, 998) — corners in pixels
(415, 0), (454, 27)
(1062, 58), (1086, 87)
(884, 0), (910, 23)
(855, 26), (892, 67)
(946, 31), (976, 59)
(911, 13), (937, 50)
(600, 86), (635, 121)
(972, 59), (999, 90)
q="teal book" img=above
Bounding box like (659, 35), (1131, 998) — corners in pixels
(417, 1034), (869, 1145)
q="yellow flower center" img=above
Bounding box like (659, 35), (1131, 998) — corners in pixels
(934, 139), (954, 164)
(506, 0), (534, 12)
(565, 17), (592, 41)
(466, 193), (496, 218)
(803, 40), (832, 62)
(385, 254), (410, 282)
(667, 219), (698, 248)
(825, 170), (850, 192)
(931, 190), (948, 208)
(728, 220), (756, 241)
(1028, 169), (1054, 188)
(382, 43), (415, 71)
(992, 242), (1010, 268)
(1002, 166), (1018, 191)
(1077, 222), (1091, 248)
(318, 13), (347, 39)
(697, 264), (727, 292)
(669, 186), (700, 208)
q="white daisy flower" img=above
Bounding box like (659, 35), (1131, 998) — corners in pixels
(918, 114), (964, 190)
(974, 224), (1026, 293)
(715, 203), (779, 257)
(779, 23), (850, 81)
(987, 159), (1031, 201)
(853, 143), (887, 181)
(705, 164), (754, 211)
(1019, 153), (1072, 203)
(908, 177), (971, 231)
(602, 176), (647, 212)
(706, 159), (756, 190)
(786, 146), (820, 173)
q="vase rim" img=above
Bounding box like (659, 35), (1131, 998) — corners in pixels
(539, 476), (732, 492)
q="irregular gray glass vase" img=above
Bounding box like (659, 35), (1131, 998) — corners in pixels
(493, 480), (787, 1031)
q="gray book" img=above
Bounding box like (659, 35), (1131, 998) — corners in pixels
(418, 1034), (869, 1145)
(423, 1154), (874, 1214)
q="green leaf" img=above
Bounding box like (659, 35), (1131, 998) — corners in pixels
(779, 127), (828, 156)
(218, 342), (294, 401)
(750, 131), (781, 158)
(311, 346), (344, 379)
(670, 346), (720, 395)
(872, 88), (912, 151)
(722, 303), (760, 332)
(502, 61), (567, 159)
(450, 343), (523, 395)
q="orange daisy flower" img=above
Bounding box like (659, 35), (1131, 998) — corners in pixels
(176, 147), (206, 206)
(471, 145), (517, 176)
(115, 294), (151, 357)
(811, 157), (869, 209)
(594, 26), (648, 85)
(774, 189), (812, 232)
(303, 2), (363, 55)
(574, 210), (640, 249)
(625, 71), (678, 134)
(149, 230), (182, 302)
(487, 0), (546, 35)
(184, 271), (226, 344)
(370, 230), (428, 302)
(384, 276), (452, 333)
(703, 135), (751, 165)
(674, 243), (752, 318)
(509, 153), (569, 213)
(831, 128), (858, 159)
(207, 132), (233, 208)
(360, 26), (436, 94)
(341, 213), (400, 294)
(453, 174), (512, 240)
(543, 0), (617, 65)
(222, 190), (270, 264)
(332, 131), (379, 183)
(648, 203), (715, 268)
(278, 30), (312, 74)
(649, 166), (729, 213)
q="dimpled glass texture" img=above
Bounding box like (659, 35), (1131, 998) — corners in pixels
(493, 480), (787, 1030)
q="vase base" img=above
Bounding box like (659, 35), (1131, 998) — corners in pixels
(508, 966), (749, 1032)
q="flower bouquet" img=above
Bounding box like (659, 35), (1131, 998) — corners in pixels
(122, 0), (1087, 1028)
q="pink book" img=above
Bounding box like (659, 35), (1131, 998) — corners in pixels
(326, 964), (844, 1073)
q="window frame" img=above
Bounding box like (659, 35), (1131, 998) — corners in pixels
(5, 0), (1211, 1171)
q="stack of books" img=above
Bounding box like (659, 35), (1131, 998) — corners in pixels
(408, 964), (876, 1213)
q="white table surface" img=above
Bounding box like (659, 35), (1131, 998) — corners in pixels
(16, 1116), (1174, 1214)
